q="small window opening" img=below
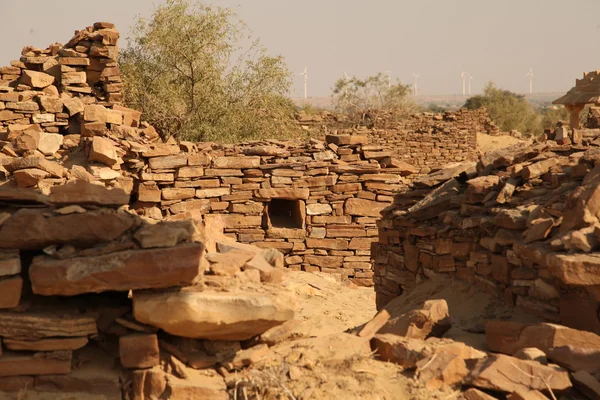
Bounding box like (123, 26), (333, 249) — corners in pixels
(268, 199), (303, 229)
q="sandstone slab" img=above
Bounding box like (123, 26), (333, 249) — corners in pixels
(120, 334), (160, 369)
(0, 208), (135, 250)
(0, 351), (72, 377)
(30, 243), (204, 296)
(0, 276), (22, 309)
(546, 345), (600, 374)
(0, 312), (97, 339)
(345, 198), (387, 217)
(50, 180), (129, 206)
(4, 337), (88, 351)
(133, 288), (295, 341)
(468, 354), (571, 393)
(486, 321), (600, 355)
(379, 299), (451, 339)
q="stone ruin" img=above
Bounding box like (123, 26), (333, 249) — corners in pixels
(0, 20), (599, 400)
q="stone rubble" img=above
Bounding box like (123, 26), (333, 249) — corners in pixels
(1, 20), (599, 400)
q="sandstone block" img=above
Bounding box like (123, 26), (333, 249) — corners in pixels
(486, 321), (600, 355)
(345, 198), (387, 217)
(89, 136), (119, 166)
(21, 70), (55, 88)
(0, 208), (135, 250)
(213, 156), (260, 169)
(133, 288), (295, 340)
(50, 180), (129, 206)
(83, 104), (122, 124)
(306, 203), (332, 215)
(0, 351), (72, 377)
(256, 188), (309, 200)
(0, 276), (22, 309)
(468, 354), (571, 393)
(29, 243), (204, 296)
(120, 334), (160, 369)
(379, 299), (451, 339)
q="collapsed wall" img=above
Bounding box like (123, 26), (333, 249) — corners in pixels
(374, 132), (600, 334)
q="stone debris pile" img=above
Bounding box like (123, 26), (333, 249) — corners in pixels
(0, 180), (295, 399)
(375, 128), (600, 332)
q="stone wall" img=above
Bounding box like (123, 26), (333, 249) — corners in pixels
(365, 109), (494, 173)
(131, 135), (415, 286)
(374, 136), (600, 334)
(0, 21), (487, 288)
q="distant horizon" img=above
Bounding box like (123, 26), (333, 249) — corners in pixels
(1, 0), (597, 97)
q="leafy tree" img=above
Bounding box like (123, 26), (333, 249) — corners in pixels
(539, 106), (568, 130)
(464, 82), (540, 135)
(331, 73), (417, 125)
(119, 0), (298, 142)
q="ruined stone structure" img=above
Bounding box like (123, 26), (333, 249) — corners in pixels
(1, 20), (600, 400)
(554, 70), (600, 128)
(374, 139), (600, 334)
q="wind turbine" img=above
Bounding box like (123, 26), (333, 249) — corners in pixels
(526, 68), (534, 94)
(461, 72), (466, 96)
(300, 67), (308, 99)
(468, 73), (474, 95)
(412, 73), (420, 96)
(385, 70), (392, 88)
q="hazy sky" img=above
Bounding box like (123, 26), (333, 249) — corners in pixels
(1, 0), (598, 97)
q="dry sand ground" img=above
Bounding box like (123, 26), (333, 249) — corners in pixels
(14, 270), (542, 400)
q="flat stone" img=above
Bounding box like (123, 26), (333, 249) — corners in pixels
(83, 104), (122, 124)
(306, 203), (332, 215)
(38, 132), (64, 155)
(344, 198), (387, 217)
(0, 351), (71, 377)
(0, 276), (22, 309)
(371, 334), (432, 368)
(325, 134), (369, 145)
(89, 136), (119, 166)
(0, 312), (97, 339)
(212, 156), (260, 169)
(120, 334), (160, 369)
(571, 370), (600, 400)
(29, 243), (204, 296)
(133, 287), (295, 341)
(20, 70), (55, 88)
(0, 250), (20, 277)
(506, 390), (552, 400)
(133, 220), (196, 249)
(546, 253), (600, 286)
(256, 188), (309, 200)
(0, 208), (135, 250)
(547, 345), (600, 374)
(379, 299), (451, 339)
(416, 351), (468, 391)
(4, 337), (88, 351)
(463, 388), (498, 400)
(486, 321), (600, 355)
(167, 370), (228, 400)
(162, 187), (196, 201)
(469, 354), (571, 393)
(13, 168), (49, 188)
(149, 155), (188, 169)
(50, 180), (129, 206)
(464, 175), (501, 204)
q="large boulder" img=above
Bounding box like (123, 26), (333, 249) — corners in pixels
(132, 287), (296, 341)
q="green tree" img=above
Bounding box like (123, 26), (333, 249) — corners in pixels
(119, 0), (298, 142)
(331, 73), (417, 125)
(539, 106), (568, 130)
(464, 82), (540, 135)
